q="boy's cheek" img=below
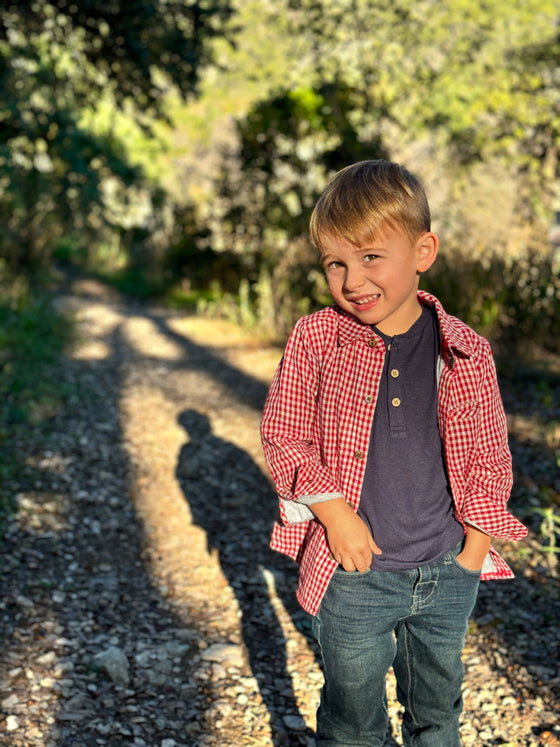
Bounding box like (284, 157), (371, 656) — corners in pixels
(326, 278), (341, 298)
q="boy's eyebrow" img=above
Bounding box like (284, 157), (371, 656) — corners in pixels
(320, 242), (387, 259)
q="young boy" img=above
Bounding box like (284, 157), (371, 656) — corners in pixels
(260, 159), (527, 746)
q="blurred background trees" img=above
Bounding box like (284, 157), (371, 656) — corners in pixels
(0, 0), (231, 278)
(1, 0), (559, 346)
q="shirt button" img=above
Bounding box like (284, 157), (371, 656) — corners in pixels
(354, 450), (365, 460)
(391, 397), (401, 407)
(390, 368), (399, 378)
(364, 394), (373, 404)
(367, 338), (377, 348)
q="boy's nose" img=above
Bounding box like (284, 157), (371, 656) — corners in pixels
(343, 267), (366, 292)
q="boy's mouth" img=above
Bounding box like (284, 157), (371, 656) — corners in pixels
(348, 294), (380, 307)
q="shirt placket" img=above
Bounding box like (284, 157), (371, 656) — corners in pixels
(386, 341), (406, 436)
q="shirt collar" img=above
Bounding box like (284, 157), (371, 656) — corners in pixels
(334, 307), (376, 347)
(418, 291), (475, 362)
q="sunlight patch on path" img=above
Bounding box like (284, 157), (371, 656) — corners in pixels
(124, 316), (186, 361)
(66, 303), (121, 361)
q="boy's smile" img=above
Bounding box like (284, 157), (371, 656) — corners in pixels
(319, 226), (438, 336)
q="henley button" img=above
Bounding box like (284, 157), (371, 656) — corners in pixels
(390, 368), (399, 378)
(391, 397), (401, 407)
(354, 450), (365, 460)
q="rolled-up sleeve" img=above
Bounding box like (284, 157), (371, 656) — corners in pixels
(261, 318), (344, 523)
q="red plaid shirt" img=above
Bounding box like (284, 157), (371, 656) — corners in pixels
(261, 291), (527, 616)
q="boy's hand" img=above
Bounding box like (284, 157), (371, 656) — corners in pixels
(310, 497), (381, 572)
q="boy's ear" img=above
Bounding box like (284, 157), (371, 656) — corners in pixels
(416, 232), (439, 273)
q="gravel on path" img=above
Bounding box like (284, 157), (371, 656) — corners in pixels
(0, 278), (558, 746)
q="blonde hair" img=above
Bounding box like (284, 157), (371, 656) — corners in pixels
(309, 160), (431, 250)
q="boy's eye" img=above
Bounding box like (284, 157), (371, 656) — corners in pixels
(326, 260), (343, 270)
(364, 254), (377, 262)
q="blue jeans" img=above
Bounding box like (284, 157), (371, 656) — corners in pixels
(312, 542), (481, 746)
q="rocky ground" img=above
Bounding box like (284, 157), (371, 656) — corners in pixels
(0, 277), (559, 747)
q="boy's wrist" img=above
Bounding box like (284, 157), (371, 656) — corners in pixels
(458, 525), (491, 569)
(309, 496), (354, 528)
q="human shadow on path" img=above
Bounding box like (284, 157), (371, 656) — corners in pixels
(176, 408), (317, 746)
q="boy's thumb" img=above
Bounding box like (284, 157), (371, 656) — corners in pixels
(369, 534), (382, 555)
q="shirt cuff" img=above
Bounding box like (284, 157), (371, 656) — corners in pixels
(463, 518), (490, 534)
(280, 493), (344, 524)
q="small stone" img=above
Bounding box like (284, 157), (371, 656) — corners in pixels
(282, 714), (308, 731)
(15, 595), (34, 608)
(210, 663), (227, 681)
(501, 696), (517, 706)
(92, 646), (130, 688)
(6, 715), (19, 731)
(2, 694), (19, 709)
(37, 651), (58, 666)
(200, 643), (245, 668)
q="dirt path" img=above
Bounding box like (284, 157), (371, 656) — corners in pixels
(0, 278), (558, 746)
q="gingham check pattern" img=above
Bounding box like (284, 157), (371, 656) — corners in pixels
(261, 291), (528, 616)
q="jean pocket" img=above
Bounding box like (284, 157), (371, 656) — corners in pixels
(333, 565), (374, 578)
(442, 541), (482, 578)
(449, 553), (482, 578)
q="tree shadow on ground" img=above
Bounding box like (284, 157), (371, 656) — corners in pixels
(0, 316), (218, 746)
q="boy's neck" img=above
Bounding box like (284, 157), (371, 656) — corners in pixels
(374, 300), (423, 337)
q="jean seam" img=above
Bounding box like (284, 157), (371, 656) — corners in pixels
(401, 623), (419, 732)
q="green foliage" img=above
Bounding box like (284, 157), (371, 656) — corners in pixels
(181, 0), (559, 341)
(0, 265), (72, 526)
(0, 0), (232, 273)
(532, 506), (560, 575)
(6, 0), (231, 114)
(1, 0), (559, 352)
(0, 270), (71, 421)
(200, 81), (387, 332)
(423, 247), (560, 353)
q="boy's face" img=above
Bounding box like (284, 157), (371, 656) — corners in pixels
(319, 226), (438, 336)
